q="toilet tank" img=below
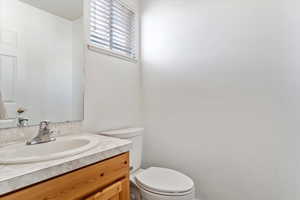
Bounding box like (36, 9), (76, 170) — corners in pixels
(100, 128), (144, 173)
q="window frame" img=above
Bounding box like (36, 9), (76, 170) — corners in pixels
(86, 0), (138, 63)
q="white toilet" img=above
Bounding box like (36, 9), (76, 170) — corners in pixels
(100, 128), (195, 200)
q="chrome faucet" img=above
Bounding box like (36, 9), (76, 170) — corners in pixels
(26, 120), (56, 145)
(17, 117), (29, 128)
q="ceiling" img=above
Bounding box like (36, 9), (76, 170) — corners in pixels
(20, 0), (83, 21)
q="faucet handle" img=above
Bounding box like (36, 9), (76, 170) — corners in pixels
(39, 120), (50, 130)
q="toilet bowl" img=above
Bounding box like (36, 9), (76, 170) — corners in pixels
(132, 167), (195, 200)
(99, 128), (196, 200)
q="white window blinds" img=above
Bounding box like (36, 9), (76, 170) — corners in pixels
(89, 0), (136, 60)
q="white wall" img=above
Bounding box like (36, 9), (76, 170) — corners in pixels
(83, 0), (142, 131)
(72, 18), (84, 121)
(141, 0), (299, 199)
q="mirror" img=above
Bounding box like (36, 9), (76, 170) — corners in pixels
(0, 0), (84, 128)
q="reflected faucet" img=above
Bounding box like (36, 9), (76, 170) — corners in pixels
(26, 120), (56, 145)
(17, 117), (29, 128)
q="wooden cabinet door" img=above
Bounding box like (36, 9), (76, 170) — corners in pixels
(85, 179), (128, 200)
(0, 153), (130, 200)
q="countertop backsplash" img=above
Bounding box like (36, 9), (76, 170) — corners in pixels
(0, 121), (83, 146)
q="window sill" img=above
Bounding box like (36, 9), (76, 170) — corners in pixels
(87, 45), (138, 64)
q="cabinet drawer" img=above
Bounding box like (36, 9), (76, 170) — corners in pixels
(1, 152), (129, 200)
(85, 179), (124, 200)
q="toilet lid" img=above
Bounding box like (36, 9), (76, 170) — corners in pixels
(135, 167), (194, 194)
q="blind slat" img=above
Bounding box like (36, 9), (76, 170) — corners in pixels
(112, 37), (131, 47)
(90, 39), (110, 47)
(112, 31), (132, 42)
(90, 24), (110, 34)
(112, 14), (133, 28)
(90, 12), (110, 23)
(89, 0), (136, 59)
(92, 0), (111, 8)
(112, 7), (133, 19)
(91, 5), (110, 16)
(90, 32), (110, 40)
(90, 19), (110, 28)
(111, 24), (132, 35)
(112, 1), (134, 15)
(90, 34), (110, 43)
(112, 26), (135, 37)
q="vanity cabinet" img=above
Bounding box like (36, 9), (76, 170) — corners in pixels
(85, 180), (124, 200)
(0, 153), (130, 200)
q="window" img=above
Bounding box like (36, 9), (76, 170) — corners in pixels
(89, 0), (137, 61)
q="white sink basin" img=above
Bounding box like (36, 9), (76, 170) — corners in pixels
(0, 135), (99, 164)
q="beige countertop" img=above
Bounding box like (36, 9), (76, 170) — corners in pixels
(0, 134), (131, 196)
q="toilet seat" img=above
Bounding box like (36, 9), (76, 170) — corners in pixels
(135, 167), (194, 196)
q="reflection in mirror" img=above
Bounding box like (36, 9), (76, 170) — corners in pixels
(0, 0), (84, 128)
(0, 91), (7, 119)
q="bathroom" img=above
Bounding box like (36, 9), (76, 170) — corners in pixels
(0, 0), (299, 199)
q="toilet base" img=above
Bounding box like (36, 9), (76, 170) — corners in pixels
(130, 182), (195, 200)
(140, 186), (195, 200)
